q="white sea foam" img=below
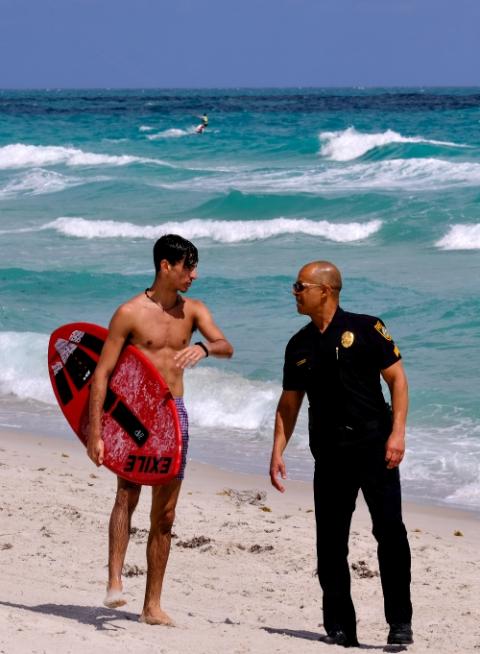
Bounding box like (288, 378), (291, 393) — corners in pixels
(0, 331), (287, 435)
(402, 420), (480, 509)
(102, 138), (129, 144)
(445, 480), (480, 508)
(184, 367), (279, 432)
(319, 127), (468, 161)
(435, 224), (480, 250)
(162, 158), (480, 194)
(0, 168), (102, 199)
(0, 332), (56, 405)
(45, 216), (382, 243)
(0, 331), (306, 441)
(0, 143), (174, 170)
(139, 125), (154, 132)
(335, 158), (480, 190)
(147, 127), (197, 140)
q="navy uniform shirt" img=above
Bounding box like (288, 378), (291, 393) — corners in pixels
(282, 306), (402, 453)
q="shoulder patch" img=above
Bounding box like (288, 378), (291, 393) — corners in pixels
(393, 345), (401, 358)
(374, 320), (392, 341)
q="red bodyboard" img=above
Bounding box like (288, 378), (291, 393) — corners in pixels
(48, 322), (182, 485)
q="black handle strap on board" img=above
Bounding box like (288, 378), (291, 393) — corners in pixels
(54, 345), (149, 447)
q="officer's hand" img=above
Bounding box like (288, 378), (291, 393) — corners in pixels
(385, 432), (405, 469)
(270, 453), (287, 492)
(87, 436), (104, 467)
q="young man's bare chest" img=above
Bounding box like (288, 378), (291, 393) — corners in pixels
(130, 305), (194, 353)
(124, 300), (194, 394)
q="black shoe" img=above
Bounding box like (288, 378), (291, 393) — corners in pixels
(387, 622), (413, 645)
(324, 629), (359, 648)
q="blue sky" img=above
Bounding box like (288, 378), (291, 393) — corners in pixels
(1, 0), (479, 87)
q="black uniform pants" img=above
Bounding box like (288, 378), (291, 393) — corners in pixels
(313, 441), (412, 638)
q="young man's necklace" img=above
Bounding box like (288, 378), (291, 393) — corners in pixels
(144, 288), (179, 312)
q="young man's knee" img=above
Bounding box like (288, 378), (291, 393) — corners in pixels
(150, 507), (176, 534)
(115, 485), (141, 511)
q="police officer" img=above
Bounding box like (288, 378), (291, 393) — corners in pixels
(269, 260), (413, 648)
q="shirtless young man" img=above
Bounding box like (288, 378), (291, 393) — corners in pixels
(87, 234), (233, 625)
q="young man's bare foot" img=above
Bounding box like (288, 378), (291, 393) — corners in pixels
(139, 609), (175, 626)
(103, 585), (127, 609)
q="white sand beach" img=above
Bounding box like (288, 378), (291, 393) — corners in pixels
(0, 428), (479, 653)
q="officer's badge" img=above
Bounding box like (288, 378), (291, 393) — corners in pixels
(296, 358), (307, 366)
(341, 331), (355, 348)
(374, 320), (392, 341)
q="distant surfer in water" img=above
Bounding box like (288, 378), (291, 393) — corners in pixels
(195, 112), (208, 133)
(87, 234), (233, 625)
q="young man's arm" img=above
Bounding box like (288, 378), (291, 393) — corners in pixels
(87, 306), (133, 466)
(381, 359), (409, 470)
(270, 390), (304, 492)
(174, 300), (233, 369)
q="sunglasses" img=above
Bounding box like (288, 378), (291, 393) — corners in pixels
(292, 281), (325, 293)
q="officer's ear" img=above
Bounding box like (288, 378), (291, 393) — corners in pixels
(324, 284), (340, 299)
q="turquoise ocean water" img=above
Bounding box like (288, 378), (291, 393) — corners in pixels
(1, 88), (479, 511)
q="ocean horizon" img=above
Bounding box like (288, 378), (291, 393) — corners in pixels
(1, 87), (479, 512)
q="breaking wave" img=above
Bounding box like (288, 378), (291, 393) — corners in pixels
(44, 216), (382, 243)
(319, 127), (469, 161)
(0, 168), (104, 199)
(0, 332), (55, 405)
(0, 143), (173, 169)
(435, 224), (480, 250)
(0, 331), (289, 437)
(159, 158), (480, 193)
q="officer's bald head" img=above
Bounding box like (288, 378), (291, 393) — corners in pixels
(300, 261), (342, 297)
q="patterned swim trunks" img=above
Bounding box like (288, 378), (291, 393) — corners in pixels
(174, 397), (189, 480)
